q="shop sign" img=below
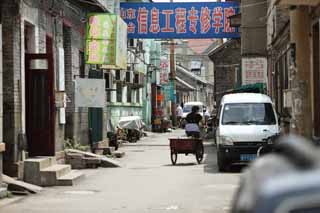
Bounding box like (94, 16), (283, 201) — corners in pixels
(120, 2), (240, 39)
(86, 14), (127, 69)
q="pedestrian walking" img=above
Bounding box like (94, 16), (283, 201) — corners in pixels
(176, 104), (183, 128)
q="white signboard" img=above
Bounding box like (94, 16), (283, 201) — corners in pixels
(75, 78), (106, 108)
(116, 18), (128, 70)
(242, 57), (267, 85)
(58, 48), (65, 91)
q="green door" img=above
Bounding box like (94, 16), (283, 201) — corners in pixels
(88, 70), (103, 144)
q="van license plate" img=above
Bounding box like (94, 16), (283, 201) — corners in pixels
(240, 154), (256, 161)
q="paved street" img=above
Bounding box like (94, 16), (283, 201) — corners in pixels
(0, 130), (240, 213)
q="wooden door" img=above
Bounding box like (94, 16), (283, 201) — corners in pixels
(25, 53), (55, 156)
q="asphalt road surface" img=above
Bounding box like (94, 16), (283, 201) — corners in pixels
(0, 130), (240, 213)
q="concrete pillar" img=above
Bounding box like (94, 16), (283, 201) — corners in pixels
(290, 6), (313, 137)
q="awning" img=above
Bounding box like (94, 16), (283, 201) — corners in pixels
(175, 77), (196, 91)
(234, 83), (266, 93)
(176, 65), (207, 85)
(216, 83), (266, 96)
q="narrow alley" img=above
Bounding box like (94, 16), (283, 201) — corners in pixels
(0, 130), (239, 213)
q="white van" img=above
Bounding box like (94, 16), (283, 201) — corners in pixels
(216, 93), (280, 171)
(182, 102), (210, 118)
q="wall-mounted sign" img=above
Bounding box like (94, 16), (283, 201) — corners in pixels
(120, 2), (239, 39)
(86, 14), (127, 69)
(160, 56), (169, 84)
(75, 78), (106, 108)
(242, 57), (267, 86)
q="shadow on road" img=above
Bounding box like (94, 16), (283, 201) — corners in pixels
(203, 145), (246, 174)
(163, 163), (198, 167)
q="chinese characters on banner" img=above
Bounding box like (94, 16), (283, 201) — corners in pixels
(242, 58), (268, 85)
(160, 56), (169, 84)
(120, 2), (239, 39)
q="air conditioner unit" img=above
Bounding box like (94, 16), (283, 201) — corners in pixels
(125, 71), (134, 84)
(114, 70), (124, 82)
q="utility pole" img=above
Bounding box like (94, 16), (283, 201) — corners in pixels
(169, 0), (177, 127)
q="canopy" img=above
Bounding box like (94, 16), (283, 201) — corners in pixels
(234, 83), (266, 94)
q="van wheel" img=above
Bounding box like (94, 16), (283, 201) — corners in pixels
(217, 151), (228, 172)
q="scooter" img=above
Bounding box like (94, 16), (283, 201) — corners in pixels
(257, 134), (280, 157)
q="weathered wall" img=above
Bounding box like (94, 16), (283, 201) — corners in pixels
(2, 0), (23, 168)
(209, 40), (241, 106)
(0, 10), (3, 184)
(63, 5), (91, 145)
(241, 0), (268, 56)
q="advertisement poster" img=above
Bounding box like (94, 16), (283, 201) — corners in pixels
(242, 57), (267, 85)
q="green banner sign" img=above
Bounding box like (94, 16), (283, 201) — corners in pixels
(86, 14), (127, 69)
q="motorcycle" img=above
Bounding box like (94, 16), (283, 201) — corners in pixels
(231, 135), (320, 213)
(256, 134), (280, 157)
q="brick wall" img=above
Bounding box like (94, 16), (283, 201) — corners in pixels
(241, 0), (268, 56)
(209, 40), (241, 105)
(2, 0), (22, 166)
(63, 3), (91, 146)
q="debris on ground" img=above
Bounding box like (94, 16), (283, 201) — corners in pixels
(65, 149), (122, 168)
(2, 175), (43, 194)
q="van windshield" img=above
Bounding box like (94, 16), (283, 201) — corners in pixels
(183, 105), (202, 113)
(222, 103), (276, 125)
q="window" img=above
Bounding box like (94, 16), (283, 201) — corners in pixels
(222, 103), (276, 125)
(116, 83), (122, 103)
(104, 73), (111, 102)
(24, 22), (36, 54)
(79, 51), (85, 78)
(136, 89), (140, 104)
(127, 86), (132, 103)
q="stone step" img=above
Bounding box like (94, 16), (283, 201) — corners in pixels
(57, 170), (85, 186)
(40, 165), (71, 186)
(24, 157), (57, 185)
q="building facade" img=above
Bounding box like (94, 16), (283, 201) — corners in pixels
(208, 39), (241, 107)
(105, 38), (157, 130)
(1, 0), (110, 177)
(267, 0), (320, 138)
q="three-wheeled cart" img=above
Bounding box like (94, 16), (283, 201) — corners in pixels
(169, 138), (204, 165)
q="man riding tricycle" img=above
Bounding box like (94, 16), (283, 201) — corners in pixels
(169, 106), (204, 165)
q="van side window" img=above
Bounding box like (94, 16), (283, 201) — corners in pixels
(217, 105), (222, 120)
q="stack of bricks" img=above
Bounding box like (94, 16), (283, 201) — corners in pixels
(65, 152), (102, 169)
(93, 139), (113, 155)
